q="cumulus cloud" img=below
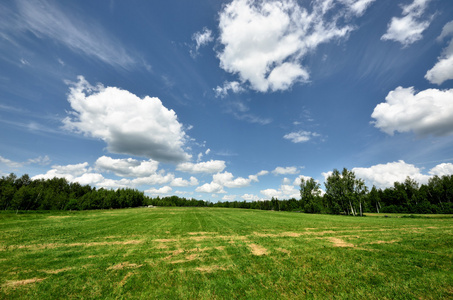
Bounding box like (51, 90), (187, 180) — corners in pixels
(242, 193), (261, 201)
(170, 176), (199, 187)
(428, 163), (453, 176)
(216, 0), (364, 93)
(371, 86), (453, 136)
(195, 182), (226, 194)
(381, 0), (432, 46)
(425, 21), (453, 85)
(222, 194), (237, 201)
(14, 0), (137, 69)
(352, 160), (431, 188)
(32, 162), (105, 186)
(293, 175), (314, 185)
(283, 130), (320, 143)
(212, 171), (265, 188)
(176, 160), (226, 174)
(63, 76), (191, 163)
(261, 184), (299, 199)
(95, 156), (159, 177)
(272, 166), (299, 175)
(146, 186), (172, 196)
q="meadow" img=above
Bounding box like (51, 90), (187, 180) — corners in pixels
(1, 207), (452, 299)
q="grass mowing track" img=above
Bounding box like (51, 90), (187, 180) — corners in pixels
(0, 207), (452, 299)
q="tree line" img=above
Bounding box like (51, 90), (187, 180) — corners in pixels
(1, 170), (453, 214)
(0, 173), (218, 211)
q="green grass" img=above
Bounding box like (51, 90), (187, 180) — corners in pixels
(1, 208), (452, 299)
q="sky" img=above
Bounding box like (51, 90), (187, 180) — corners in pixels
(1, 0), (453, 202)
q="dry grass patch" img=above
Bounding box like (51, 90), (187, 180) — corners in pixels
(154, 239), (177, 243)
(47, 216), (71, 219)
(41, 267), (72, 274)
(4, 278), (46, 288)
(368, 240), (400, 245)
(249, 243), (268, 256)
(118, 272), (134, 287)
(327, 237), (355, 248)
(188, 232), (217, 235)
(171, 253), (199, 264)
(195, 265), (229, 273)
(107, 262), (143, 270)
(276, 248), (291, 255)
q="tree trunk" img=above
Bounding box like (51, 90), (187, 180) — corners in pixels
(349, 201), (356, 216)
(359, 201), (363, 217)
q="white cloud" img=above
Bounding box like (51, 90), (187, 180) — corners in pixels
(74, 173), (105, 186)
(170, 176), (199, 187)
(214, 81), (245, 98)
(283, 130), (320, 143)
(371, 86), (453, 136)
(260, 184), (299, 199)
(260, 188), (281, 199)
(425, 21), (453, 85)
(146, 186), (172, 196)
(14, 0), (137, 69)
(176, 160), (226, 174)
(272, 166), (299, 175)
(0, 155), (51, 169)
(428, 163), (453, 176)
(32, 162), (98, 184)
(242, 193), (261, 201)
(352, 160), (431, 188)
(195, 182), (226, 194)
(212, 171), (264, 188)
(0, 156), (24, 168)
(131, 173), (174, 186)
(191, 27), (214, 57)
(216, 0), (360, 93)
(339, 0), (376, 16)
(381, 0), (432, 46)
(222, 194), (237, 201)
(293, 175), (314, 185)
(95, 156), (159, 177)
(63, 76), (191, 163)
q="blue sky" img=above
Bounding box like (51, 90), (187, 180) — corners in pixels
(1, 0), (453, 202)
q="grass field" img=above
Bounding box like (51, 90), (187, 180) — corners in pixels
(1, 207), (452, 299)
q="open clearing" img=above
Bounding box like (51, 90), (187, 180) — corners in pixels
(1, 208), (452, 299)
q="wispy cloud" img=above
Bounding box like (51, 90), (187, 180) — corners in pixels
(12, 0), (137, 69)
(190, 27), (214, 58)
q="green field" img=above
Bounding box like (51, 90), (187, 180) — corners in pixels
(1, 208), (452, 299)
